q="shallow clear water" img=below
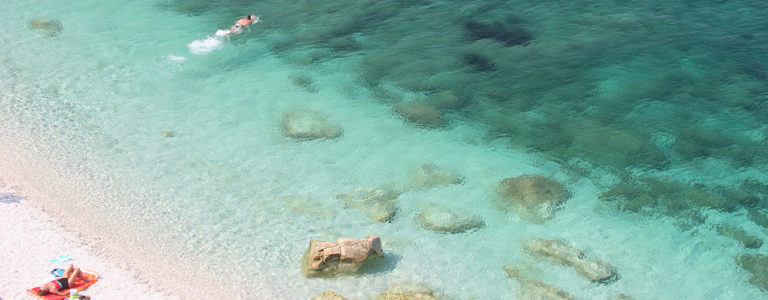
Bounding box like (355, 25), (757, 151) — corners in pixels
(2, 0), (768, 298)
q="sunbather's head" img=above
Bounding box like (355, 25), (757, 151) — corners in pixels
(37, 286), (50, 295)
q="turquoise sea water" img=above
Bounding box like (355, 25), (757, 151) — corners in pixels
(2, 0), (768, 298)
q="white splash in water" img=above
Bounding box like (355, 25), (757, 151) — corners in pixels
(187, 37), (223, 55)
(167, 54), (186, 62)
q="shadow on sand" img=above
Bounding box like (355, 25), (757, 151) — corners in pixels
(0, 192), (23, 204)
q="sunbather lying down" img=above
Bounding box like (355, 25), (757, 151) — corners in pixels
(36, 264), (91, 299)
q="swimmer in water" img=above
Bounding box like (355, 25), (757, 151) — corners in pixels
(216, 14), (260, 37)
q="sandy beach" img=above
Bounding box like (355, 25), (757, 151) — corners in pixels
(3, 0), (768, 298)
(0, 180), (175, 300)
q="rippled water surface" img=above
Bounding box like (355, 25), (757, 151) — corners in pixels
(2, 0), (768, 298)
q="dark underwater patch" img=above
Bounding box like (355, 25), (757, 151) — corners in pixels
(462, 53), (496, 72)
(463, 20), (532, 46)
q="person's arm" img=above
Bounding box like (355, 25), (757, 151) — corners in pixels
(54, 289), (70, 296)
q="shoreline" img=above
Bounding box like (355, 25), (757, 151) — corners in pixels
(0, 131), (232, 299)
(0, 121), (237, 299)
(0, 178), (173, 299)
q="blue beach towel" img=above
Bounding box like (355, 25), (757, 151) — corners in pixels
(49, 254), (72, 263)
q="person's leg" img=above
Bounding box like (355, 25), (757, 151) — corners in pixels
(62, 264), (74, 278)
(68, 267), (88, 286)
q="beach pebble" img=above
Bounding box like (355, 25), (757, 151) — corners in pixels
(282, 109), (342, 140)
(416, 204), (484, 234)
(302, 236), (383, 277)
(496, 175), (570, 223)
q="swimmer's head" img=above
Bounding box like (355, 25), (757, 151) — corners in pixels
(248, 14), (256, 20)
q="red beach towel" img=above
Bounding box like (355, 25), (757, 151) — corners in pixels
(27, 270), (99, 300)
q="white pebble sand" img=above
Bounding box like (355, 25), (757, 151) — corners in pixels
(0, 181), (176, 299)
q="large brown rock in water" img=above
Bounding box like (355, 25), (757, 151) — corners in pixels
(282, 109), (342, 140)
(303, 236), (383, 277)
(496, 175), (570, 223)
(522, 237), (619, 284)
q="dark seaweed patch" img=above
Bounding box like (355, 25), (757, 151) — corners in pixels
(463, 20), (532, 46)
(462, 53), (496, 72)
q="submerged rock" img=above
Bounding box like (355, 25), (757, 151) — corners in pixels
(424, 90), (467, 111)
(28, 17), (63, 37)
(496, 175), (570, 223)
(568, 120), (668, 169)
(522, 238), (583, 265)
(282, 195), (336, 218)
(504, 263), (575, 300)
(522, 237), (619, 284)
(375, 282), (439, 300)
(416, 204), (484, 234)
(517, 280), (574, 300)
(312, 290), (347, 300)
(291, 75), (317, 93)
(716, 224), (763, 249)
(338, 187), (400, 222)
(738, 254), (768, 291)
(302, 236), (383, 277)
(282, 110), (342, 140)
(161, 130), (175, 138)
(503, 263), (545, 282)
(392, 102), (444, 128)
(749, 208), (768, 228)
(599, 176), (761, 221)
(410, 163), (464, 189)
